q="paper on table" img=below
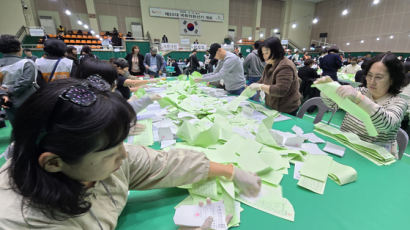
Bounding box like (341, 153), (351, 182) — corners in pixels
(237, 183), (295, 221)
(284, 136), (305, 147)
(286, 143), (328, 156)
(328, 161), (357, 185)
(302, 133), (325, 143)
(132, 120), (154, 146)
(158, 127), (174, 141)
(274, 114), (292, 122)
(323, 142), (346, 157)
(189, 179), (219, 200)
(291, 125), (304, 136)
(173, 200), (227, 230)
(259, 169), (284, 185)
(313, 81), (377, 136)
(293, 162), (303, 180)
(218, 179), (235, 199)
(255, 116), (279, 147)
(297, 155), (333, 194)
(160, 139), (176, 149)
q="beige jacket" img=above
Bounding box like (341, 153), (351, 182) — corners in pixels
(0, 144), (210, 229)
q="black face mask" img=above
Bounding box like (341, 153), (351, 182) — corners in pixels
(152, 54), (156, 57)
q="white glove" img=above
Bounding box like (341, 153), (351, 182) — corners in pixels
(313, 76), (333, 84)
(149, 94), (162, 101)
(248, 83), (263, 91)
(336, 85), (361, 103)
(232, 167), (261, 197)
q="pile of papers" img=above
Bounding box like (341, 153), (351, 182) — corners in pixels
(314, 123), (396, 165)
(131, 76), (358, 226)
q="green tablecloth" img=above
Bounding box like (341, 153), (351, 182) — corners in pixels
(116, 115), (410, 230)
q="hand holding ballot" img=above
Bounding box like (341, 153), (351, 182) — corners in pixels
(248, 83), (263, 91)
(231, 167), (262, 197)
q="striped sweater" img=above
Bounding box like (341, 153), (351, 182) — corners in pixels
(322, 87), (408, 154)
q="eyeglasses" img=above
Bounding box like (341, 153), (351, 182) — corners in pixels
(365, 74), (386, 82)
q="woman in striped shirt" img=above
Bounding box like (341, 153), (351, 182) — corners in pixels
(315, 53), (408, 158)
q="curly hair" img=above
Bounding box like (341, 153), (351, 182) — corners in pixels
(0, 35), (21, 54)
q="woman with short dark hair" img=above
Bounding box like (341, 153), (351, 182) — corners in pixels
(0, 78), (261, 229)
(248, 36), (301, 115)
(316, 52), (408, 158)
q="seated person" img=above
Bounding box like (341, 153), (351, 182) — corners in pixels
(342, 57), (361, 74)
(195, 43), (246, 95)
(315, 53), (408, 158)
(0, 78), (261, 229)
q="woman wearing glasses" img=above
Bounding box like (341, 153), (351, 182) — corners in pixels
(315, 53), (408, 158)
(0, 78), (261, 229)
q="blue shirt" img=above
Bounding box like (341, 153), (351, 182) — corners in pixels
(150, 56), (158, 72)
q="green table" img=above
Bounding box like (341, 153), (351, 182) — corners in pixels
(117, 115), (410, 229)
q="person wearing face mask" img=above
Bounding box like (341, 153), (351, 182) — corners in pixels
(315, 53), (408, 158)
(0, 78), (261, 229)
(125, 45), (145, 76)
(144, 47), (165, 78)
(342, 57), (361, 74)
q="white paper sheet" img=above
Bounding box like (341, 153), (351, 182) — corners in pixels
(274, 114), (291, 122)
(293, 162), (304, 180)
(173, 201), (227, 230)
(291, 125), (304, 136)
(158, 127), (174, 141)
(302, 133), (325, 143)
(161, 139), (176, 149)
(323, 142), (346, 157)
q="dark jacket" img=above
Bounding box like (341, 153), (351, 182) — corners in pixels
(298, 65), (320, 100)
(125, 53), (145, 75)
(258, 58), (301, 113)
(143, 53), (165, 74)
(188, 54), (200, 71)
(319, 53), (342, 81)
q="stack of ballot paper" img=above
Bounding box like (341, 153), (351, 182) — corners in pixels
(314, 123), (396, 165)
(128, 77), (360, 226)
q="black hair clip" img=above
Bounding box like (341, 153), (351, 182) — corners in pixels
(85, 74), (111, 92)
(59, 85), (97, 106)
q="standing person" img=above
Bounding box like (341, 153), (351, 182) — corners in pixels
(342, 57), (361, 74)
(0, 35), (38, 126)
(23, 48), (37, 62)
(187, 49), (200, 74)
(194, 43), (246, 95)
(57, 25), (65, 34)
(247, 36), (301, 115)
(65, 46), (78, 66)
(0, 78), (261, 229)
(36, 39), (74, 83)
(161, 34), (168, 43)
(298, 59), (320, 100)
(125, 45), (145, 76)
(144, 47), (165, 78)
(319, 46), (342, 81)
(243, 40), (265, 85)
(317, 50), (326, 65)
(302, 52), (311, 61)
(79, 45), (97, 64)
(315, 53), (408, 158)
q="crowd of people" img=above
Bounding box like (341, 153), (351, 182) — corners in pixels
(0, 32), (409, 228)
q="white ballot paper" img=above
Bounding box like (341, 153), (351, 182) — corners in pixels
(323, 142), (346, 157)
(174, 201), (227, 230)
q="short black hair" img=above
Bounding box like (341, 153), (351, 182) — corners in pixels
(23, 48), (32, 52)
(0, 34), (21, 53)
(351, 57), (358, 62)
(75, 58), (118, 87)
(80, 45), (92, 55)
(44, 39), (66, 57)
(254, 40), (262, 50)
(258, 36), (285, 62)
(66, 46), (76, 55)
(113, 58), (129, 69)
(362, 52), (407, 95)
(304, 59), (314, 66)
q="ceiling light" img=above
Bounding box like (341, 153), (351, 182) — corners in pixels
(77, 20), (83, 25)
(273, 28), (279, 33)
(292, 23), (297, 29)
(342, 9), (349, 16)
(248, 36), (252, 40)
(65, 10), (71, 16)
(83, 24), (89, 29)
(312, 18), (319, 24)
(90, 30), (95, 35)
(372, 0), (380, 5)
(346, 42), (350, 45)
(389, 35), (394, 39)
(96, 35), (100, 38)
(238, 39), (242, 43)
(376, 37), (380, 41)
(360, 40), (364, 43)
(260, 33), (264, 37)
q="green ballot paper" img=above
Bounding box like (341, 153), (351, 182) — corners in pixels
(313, 81), (378, 136)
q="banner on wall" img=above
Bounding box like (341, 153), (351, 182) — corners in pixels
(180, 19), (200, 36)
(150, 7), (224, 22)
